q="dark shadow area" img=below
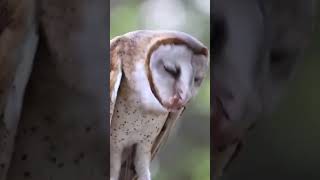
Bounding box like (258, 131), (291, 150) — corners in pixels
(220, 2), (320, 180)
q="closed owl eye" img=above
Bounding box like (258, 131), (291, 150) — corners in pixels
(164, 65), (180, 78)
(194, 77), (202, 85)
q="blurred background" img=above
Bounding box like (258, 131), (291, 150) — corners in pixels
(223, 5), (320, 180)
(110, 0), (210, 179)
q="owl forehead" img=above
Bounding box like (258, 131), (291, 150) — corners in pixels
(146, 39), (207, 59)
(150, 44), (193, 63)
(126, 30), (208, 56)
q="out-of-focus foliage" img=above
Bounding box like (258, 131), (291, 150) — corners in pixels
(110, 0), (210, 179)
(223, 5), (320, 180)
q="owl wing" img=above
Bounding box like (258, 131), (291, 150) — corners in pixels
(110, 36), (126, 124)
(151, 107), (186, 160)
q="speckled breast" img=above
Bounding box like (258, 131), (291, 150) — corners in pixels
(110, 81), (169, 149)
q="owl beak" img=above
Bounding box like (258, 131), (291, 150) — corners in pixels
(166, 89), (190, 111)
(163, 94), (184, 112)
(162, 86), (191, 112)
(177, 88), (191, 105)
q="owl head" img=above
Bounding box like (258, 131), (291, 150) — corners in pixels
(142, 30), (209, 112)
(149, 44), (208, 112)
(111, 30), (209, 113)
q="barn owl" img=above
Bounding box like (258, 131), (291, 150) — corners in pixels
(110, 30), (209, 180)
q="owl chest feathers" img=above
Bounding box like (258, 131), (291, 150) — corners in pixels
(110, 65), (169, 149)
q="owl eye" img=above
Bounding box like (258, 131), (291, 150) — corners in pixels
(164, 65), (180, 78)
(194, 77), (202, 84)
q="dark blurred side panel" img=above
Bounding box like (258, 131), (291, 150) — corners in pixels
(212, 0), (318, 179)
(0, 0), (109, 179)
